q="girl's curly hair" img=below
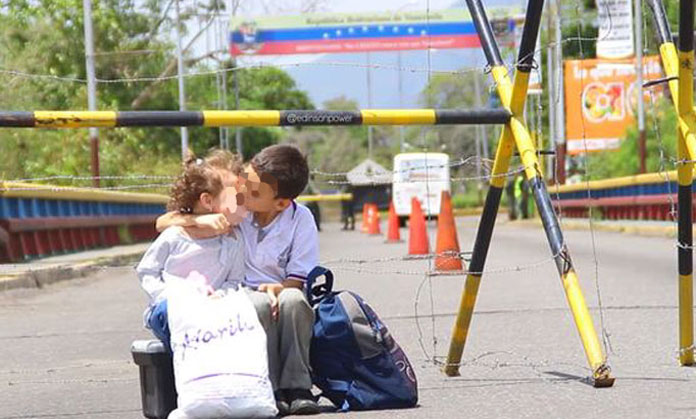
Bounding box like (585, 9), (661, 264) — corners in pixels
(167, 151), (224, 214)
(204, 148), (243, 175)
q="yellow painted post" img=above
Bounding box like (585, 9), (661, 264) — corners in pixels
(677, 18), (695, 364)
(443, 125), (515, 376)
(677, 129), (694, 365)
(488, 45), (613, 388)
(651, 0), (696, 365)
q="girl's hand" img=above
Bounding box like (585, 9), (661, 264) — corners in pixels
(188, 213), (231, 238)
(258, 283), (284, 321)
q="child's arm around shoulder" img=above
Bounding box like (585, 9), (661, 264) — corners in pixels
(155, 210), (231, 238)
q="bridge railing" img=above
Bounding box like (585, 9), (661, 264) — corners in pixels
(550, 171), (691, 220)
(0, 182), (166, 262)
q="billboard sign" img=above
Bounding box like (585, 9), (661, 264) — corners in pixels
(596, 0), (634, 59)
(564, 56), (663, 154)
(229, 7), (520, 56)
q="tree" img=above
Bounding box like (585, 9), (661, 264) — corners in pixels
(0, 0), (314, 186)
(0, 0), (184, 186)
(418, 71), (482, 164)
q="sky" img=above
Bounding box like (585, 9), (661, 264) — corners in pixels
(185, 0), (521, 109)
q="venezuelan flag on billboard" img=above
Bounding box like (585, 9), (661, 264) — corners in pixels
(229, 7), (520, 56)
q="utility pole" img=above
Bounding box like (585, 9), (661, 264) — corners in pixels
(366, 52), (373, 159)
(546, 8), (556, 182)
(218, 16), (229, 150)
(174, 0), (189, 160)
(83, 0), (99, 187)
(635, 0), (646, 173)
(473, 73), (485, 204)
(554, 0), (566, 184)
(397, 51), (405, 152)
(221, 63), (229, 150)
(234, 63), (242, 157)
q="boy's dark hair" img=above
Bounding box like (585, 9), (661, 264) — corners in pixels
(251, 144), (309, 199)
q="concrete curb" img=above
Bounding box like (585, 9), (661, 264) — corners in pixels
(0, 247), (147, 292)
(453, 207), (508, 217)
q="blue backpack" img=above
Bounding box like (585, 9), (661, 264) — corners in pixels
(306, 266), (418, 411)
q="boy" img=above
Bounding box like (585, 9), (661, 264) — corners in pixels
(156, 145), (320, 416)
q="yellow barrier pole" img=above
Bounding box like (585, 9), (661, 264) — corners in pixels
(295, 193), (353, 202)
(451, 0), (614, 387)
(444, 125), (515, 376)
(648, 0), (695, 365)
(677, 129), (694, 365)
(0, 109), (512, 128)
(443, 0), (524, 376)
(677, 0), (695, 366)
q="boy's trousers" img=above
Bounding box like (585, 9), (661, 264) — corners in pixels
(245, 288), (314, 391)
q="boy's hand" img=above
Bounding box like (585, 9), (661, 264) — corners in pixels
(258, 283), (284, 321)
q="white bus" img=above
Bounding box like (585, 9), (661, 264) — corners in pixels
(392, 152), (451, 219)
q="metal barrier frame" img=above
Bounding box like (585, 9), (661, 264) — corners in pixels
(442, 0), (614, 387)
(647, 0), (695, 366)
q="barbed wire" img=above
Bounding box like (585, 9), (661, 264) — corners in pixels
(0, 170), (527, 191)
(312, 169), (525, 186)
(572, 0), (614, 359)
(311, 155), (494, 178)
(321, 250), (471, 266)
(328, 248), (562, 278)
(2, 174), (176, 183)
(311, 157), (529, 186)
(0, 183), (172, 192)
(0, 156), (523, 190)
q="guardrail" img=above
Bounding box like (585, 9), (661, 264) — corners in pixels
(550, 171), (691, 220)
(0, 185), (355, 263)
(0, 182), (166, 262)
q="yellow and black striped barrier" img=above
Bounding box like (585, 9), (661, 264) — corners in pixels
(295, 193), (352, 203)
(444, 0), (615, 387)
(0, 109), (511, 128)
(647, 0), (695, 366)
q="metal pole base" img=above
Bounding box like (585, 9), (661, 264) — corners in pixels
(592, 364), (615, 388)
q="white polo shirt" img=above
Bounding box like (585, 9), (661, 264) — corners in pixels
(239, 202), (319, 288)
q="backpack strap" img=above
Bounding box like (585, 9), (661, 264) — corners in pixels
(305, 266), (334, 307)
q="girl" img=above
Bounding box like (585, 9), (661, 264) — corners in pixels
(136, 153), (246, 349)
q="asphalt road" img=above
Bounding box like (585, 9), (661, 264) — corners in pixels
(2, 217), (695, 419)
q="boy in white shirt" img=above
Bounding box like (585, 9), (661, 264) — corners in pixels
(156, 145), (319, 416)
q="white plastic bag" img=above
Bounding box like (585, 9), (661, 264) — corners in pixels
(166, 280), (277, 419)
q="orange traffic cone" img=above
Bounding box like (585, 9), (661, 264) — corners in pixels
(367, 204), (382, 235)
(408, 197), (429, 255)
(361, 203), (369, 233)
(385, 201), (402, 243)
(435, 191), (463, 271)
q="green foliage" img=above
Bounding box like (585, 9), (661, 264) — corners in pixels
(586, 100), (677, 180)
(451, 190), (482, 209)
(0, 1), (313, 186)
(562, 22), (597, 60)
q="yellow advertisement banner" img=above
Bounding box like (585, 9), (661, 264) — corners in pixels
(564, 56), (663, 155)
